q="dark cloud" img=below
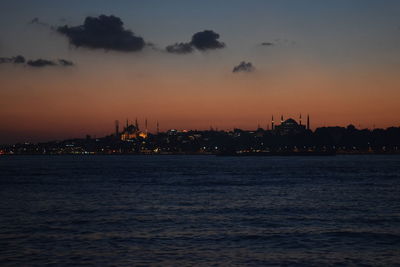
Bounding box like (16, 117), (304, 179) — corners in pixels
(58, 59), (74, 66)
(1, 55), (74, 68)
(57, 15), (145, 52)
(261, 42), (274, 46)
(232, 61), (255, 73)
(190, 30), (225, 51)
(27, 59), (57, 67)
(13, 55), (26, 63)
(165, 30), (225, 54)
(29, 17), (51, 28)
(0, 57), (12, 64)
(30, 17), (41, 24)
(0, 55), (25, 64)
(166, 42), (194, 54)
(26, 58), (74, 67)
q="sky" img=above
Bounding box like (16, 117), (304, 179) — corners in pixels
(1, 0), (400, 143)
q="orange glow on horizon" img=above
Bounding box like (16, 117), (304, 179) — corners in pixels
(1, 62), (399, 143)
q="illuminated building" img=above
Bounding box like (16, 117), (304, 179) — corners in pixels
(119, 119), (148, 141)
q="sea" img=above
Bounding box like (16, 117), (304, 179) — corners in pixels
(1, 155), (400, 266)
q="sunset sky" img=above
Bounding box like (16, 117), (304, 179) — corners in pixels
(1, 0), (400, 143)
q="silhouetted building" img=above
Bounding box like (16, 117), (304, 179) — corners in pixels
(271, 115), (275, 130)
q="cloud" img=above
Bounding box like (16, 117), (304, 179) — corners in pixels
(57, 15), (145, 52)
(190, 30), (225, 51)
(166, 42), (194, 54)
(0, 55), (25, 64)
(232, 61), (255, 73)
(27, 59), (57, 67)
(165, 30), (225, 54)
(261, 42), (274, 46)
(29, 17), (51, 28)
(258, 39), (296, 48)
(1, 55), (74, 68)
(13, 55), (26, 63)
(58, 59), (74, 66)
(27, 58), (75, 67)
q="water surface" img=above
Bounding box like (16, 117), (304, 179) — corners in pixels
(1, 155), (400, 266)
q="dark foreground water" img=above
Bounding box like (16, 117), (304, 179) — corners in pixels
(1, 155), (400, 266)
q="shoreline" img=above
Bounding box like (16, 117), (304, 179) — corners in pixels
(1, 152), (400, 156)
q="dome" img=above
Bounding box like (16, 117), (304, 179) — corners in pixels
(126, 125), (138, 132)
(282, 118), (298, 125)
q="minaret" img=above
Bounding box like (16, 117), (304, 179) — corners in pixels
(145, 118), (148, 134)
(281, 115), (284, 124)
(157, 121), (159, 134)
(271, 115), (274, 130)
(307, 114), (310, 130)
(126, 119), (128, 129)
(135, 118), (139, 130)
(299, 113), (302, 126)
(115, 120), (119, 137)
